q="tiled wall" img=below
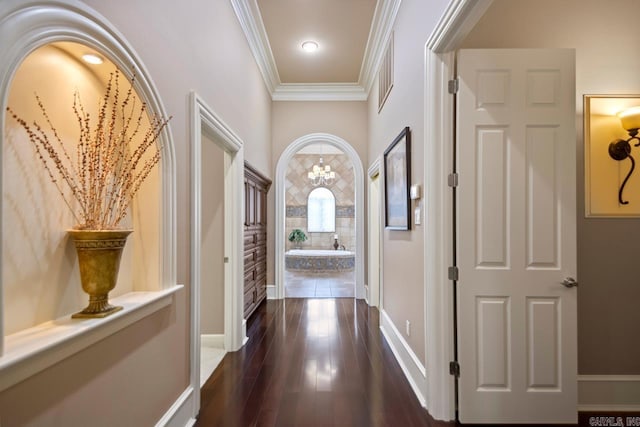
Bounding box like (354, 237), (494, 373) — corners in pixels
(286, 154), (355, 251)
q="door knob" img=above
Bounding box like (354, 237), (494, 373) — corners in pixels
(561, 277), (578, 288)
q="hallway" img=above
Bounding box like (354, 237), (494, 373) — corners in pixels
(284, 270), (355, 298)
(196, 298), (442, 426)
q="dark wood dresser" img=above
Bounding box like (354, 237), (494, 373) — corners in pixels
(243, 161), (271, 319)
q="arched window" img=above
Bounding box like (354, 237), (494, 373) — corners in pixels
(307, 187), (335, 232)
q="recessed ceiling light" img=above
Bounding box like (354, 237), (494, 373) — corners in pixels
(301, 41), (319, 53)
(82, 53), (104, 65)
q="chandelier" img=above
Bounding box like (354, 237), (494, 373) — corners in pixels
(307, 157), (335, 186)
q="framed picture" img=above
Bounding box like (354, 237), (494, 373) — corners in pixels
(384, 126), (411, 230)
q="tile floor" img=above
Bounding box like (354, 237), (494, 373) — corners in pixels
(200, 336), (226, 387)
(284, 269), (355, 298)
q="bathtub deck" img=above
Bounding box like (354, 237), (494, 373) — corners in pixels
(285, 249), (355, 273)
(285, 269), (355, 298)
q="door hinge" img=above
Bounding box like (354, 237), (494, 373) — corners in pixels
(449, 361), (460, 378)
(448, 173), (459, 188)
(448, 78), (459, 94)
(448, 266), (459, 281)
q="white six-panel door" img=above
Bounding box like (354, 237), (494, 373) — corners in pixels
(456, 49), (577, 424)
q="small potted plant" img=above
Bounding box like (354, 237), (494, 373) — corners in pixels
(288, 229), (307, 249)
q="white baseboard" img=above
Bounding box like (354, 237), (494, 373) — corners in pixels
(364, 284), (369, 304)
(379, 309), (427, 407)
(155, 386), (196, 427)
(201, 334), (224, 349)
(578, 375), (640, 411)
(242, 318), (249, 345)
(267, 284), (276, 299)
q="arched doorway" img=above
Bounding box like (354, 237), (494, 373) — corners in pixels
(274, 133), (365, 300)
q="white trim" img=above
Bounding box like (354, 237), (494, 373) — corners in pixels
(1, 285), (182, 393)
(231, 0), (400, 100)
(200, 334), (225, 349)
(155, 386), (197, 427)
(380, 309), (427, 407)
(272, 83), (367, 101)
(425, 0), (494, 53)
(230, 0), (279, 93)
(423, 49), (456, 422)
(275, 133), (365, 300)
(578, 375), (640, 412)
(422, 0), (493, 421)
(242, 319), (249, 345)
(367, 158), (383, 308)
(359, 0), (402, 93)
(266, 284), (276, 299)
(579, 375), (640, 382)
(189, 92), (245, 420)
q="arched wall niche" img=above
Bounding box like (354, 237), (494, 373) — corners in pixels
(0, 0), (177, 379)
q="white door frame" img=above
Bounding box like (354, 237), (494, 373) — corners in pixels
(367, 158), (383, 307)
(189, 92), (245, 416)
(274, 133), (365, 300)
(422, 0), (494, 421)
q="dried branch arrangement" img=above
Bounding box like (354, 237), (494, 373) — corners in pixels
(6, 69), (171, 230)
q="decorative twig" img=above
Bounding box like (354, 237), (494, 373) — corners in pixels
(6, 68), (171, 230)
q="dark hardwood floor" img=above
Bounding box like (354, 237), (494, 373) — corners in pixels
(196, 298), (639, 426)
(196, 298), (449, 427)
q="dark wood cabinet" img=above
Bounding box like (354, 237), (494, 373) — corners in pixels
(244, 161), (271, 319)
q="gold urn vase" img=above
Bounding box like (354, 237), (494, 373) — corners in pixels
(68, 229), (132, 319)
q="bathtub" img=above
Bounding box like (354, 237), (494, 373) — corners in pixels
(285, 249), (355, 272)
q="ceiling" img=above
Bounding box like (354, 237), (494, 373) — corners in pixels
(232, 0), (401, 101)
(256, 0), (376, 84)
(52, 41), (114, 82)
(56, 2), (399, 102)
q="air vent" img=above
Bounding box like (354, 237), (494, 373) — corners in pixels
(378, 32), (394, 112)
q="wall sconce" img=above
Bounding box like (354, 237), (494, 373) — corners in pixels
(608, 106), (640, 204)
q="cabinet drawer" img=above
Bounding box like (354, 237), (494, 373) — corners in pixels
(244, 269), (255, 289)
(244, 232), (257, 249)
(256, 274), (266, 290)
(244, 286), (255, 310)
(244, 250), (256, 271)
(257, 285), (266, 302)
(255, 246), (266, 262)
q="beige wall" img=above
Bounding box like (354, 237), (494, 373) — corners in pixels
(269, 101), (368, 285)
(0, 0), (273, 425)
(200, 134), (225, 335)
(367, 0), (450, 362)
(461, 0), (640, 375)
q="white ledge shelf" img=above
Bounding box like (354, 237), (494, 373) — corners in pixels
(0, 285), (183, 392)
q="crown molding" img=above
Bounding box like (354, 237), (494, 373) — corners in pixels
(272, 83), (367, 102)
(230, 0), (280, 93)
(231, 0), (396, 101)
(358, 0), (402, 94)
